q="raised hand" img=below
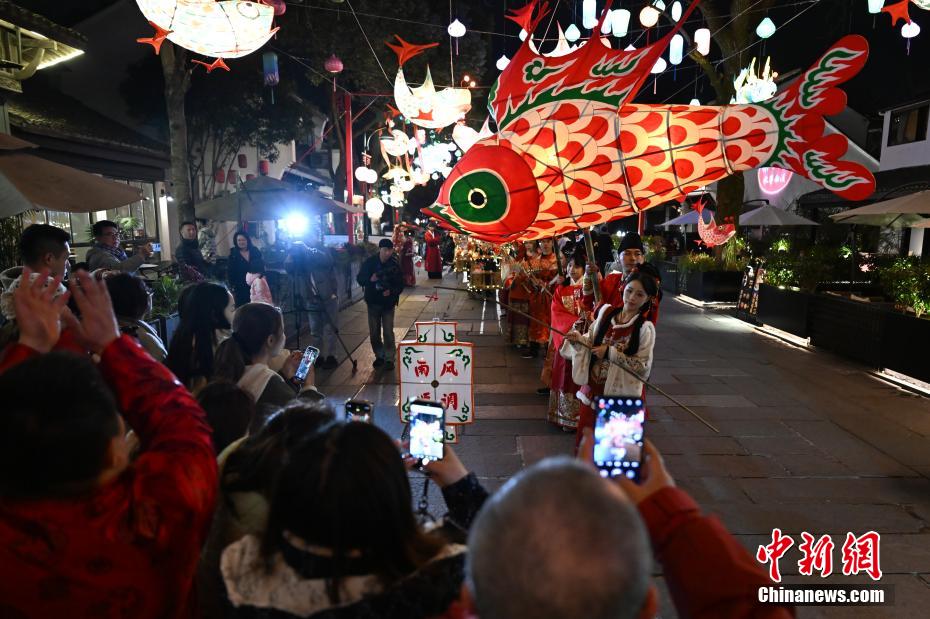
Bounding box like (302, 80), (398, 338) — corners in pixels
(62, 270), (120, 355)
(615, 440), (676, 504)
(13, 268), (70, 353)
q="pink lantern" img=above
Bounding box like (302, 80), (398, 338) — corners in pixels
(238, 153), (248, 168)
(758, 167), (793, 195)
(261, 0), (286, 16)
(259, 160), (271, 176)
(228, 169), (239, 184)
(214, 168), (226, 184)
(324, 54), (344, 74)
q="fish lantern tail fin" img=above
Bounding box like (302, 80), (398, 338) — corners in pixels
(756, 35), (875, 202)
(386, 36), (439, 67)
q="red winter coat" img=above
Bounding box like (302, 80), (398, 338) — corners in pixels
(0, 335), (218, 618)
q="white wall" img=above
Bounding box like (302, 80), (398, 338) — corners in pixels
(879, 108), (930, 171)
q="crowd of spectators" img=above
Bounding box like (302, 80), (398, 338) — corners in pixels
(0, 224), (795, 618)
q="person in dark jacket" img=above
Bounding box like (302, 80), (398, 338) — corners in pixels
(218, 419), (488, 619)
(356, 239), (404, 369)
(175, 221), (210, 281)
(228, 232), (265, 307)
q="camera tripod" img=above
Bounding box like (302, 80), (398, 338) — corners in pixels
(284, 270), (359, 373)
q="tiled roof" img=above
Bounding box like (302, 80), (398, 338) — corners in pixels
(8, 84), (168, 159)
(0, 1), (86, 49)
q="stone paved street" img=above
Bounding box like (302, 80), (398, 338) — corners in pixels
(304, 270), (930, 618)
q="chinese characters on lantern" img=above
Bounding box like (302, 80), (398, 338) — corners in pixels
(756, 529), (882, 582)
(398, 321), (475, 443)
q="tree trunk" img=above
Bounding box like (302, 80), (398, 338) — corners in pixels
(161, 42), (194, 222)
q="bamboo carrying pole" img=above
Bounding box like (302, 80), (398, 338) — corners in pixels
(433, 285), (720, 433)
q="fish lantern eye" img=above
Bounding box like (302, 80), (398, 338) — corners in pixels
(468, 188), (487, 207)
(450, 171), (508, 223)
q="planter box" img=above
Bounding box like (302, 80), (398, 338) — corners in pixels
(683, 270), (741, 302)
(757, 285), (811, 338)
(657, 260), (680, 295)
(881, 311), (930, 383)
(808, 295), (890, 367)
(146, 313), (180, 345)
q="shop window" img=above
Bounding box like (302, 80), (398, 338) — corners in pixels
(887, 105), (929, 146)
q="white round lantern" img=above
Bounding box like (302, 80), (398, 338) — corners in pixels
(613, 10), (631, 37)
(902, 21), (921, 38)
(365, 197), (385, 219)
(496, 54), (510, 70)
(447, 19), (466, 38)
(565, 23), (581, 42)
(695, 28), (711, 55)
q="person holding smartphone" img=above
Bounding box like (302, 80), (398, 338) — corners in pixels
(561, 270), (659, 449)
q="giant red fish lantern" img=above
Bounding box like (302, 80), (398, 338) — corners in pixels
(424, 0), (876, 243)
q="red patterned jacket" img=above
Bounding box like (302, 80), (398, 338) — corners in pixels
(0, 335), (218, 618)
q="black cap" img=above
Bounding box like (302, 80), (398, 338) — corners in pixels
(617, 232), (644, 253)
(379, 239), (394, 249)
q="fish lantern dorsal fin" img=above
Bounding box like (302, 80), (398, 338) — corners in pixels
(386, 35), (439, 68)
(490, 0), (701, 131)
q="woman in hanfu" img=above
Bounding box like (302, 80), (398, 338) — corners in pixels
(546, 252), (595, 430)
(521, 238), (559, 359)
(561, 270), (659, 450)
(502, 240), (536, 349)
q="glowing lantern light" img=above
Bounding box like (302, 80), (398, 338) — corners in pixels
(387, 36), (471, 130)
(601, 11), (613, 35)
(135, 0), (278, 67)
(756, 17), (776, 39)
(214, 168), (226, 184)
(325, 54), (343, 73)
(669, 34), (684, 65)
(640, 1), (665, 28)
(671, 1), (683, 21)
(902, 20), (921, 38)
(695, 27), (711, 55)
(565, 23), (581, 42)
(582, 0), (597, 29)
(689, 97), (700, 105)
(496, 54), (510, 70)
(259, 160), (270, 176)
(613, 9), (631, 37)
(448, 19), (466, 38)
(868, 0), (885, 14)
(355, 165), (374, 183)
(651, 57), (667, 74)
(757, 167), (793, 195)
(624, 44), (636, 51)
(519, 29), (528, 41)
(365, 197), (385, 219)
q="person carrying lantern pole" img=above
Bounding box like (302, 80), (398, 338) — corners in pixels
(561, 269), (659, 450)
(544, 249), (596, 430)
(502, 241), (535, 350)
(521, 238), (558, 359)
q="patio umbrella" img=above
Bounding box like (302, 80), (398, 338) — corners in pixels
(829, 190), (930, 227)
(195, 176), (360, 222)
(658, 209), (713, 227)
(739, 204), (819, 226)
(0, 133), (142, 218)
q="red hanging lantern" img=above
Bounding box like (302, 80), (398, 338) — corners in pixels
(214, 168), (226, 184)
(324, 54), (343, 74)
(259, 159), (271, 176)
(246, 173), (256, 181)
(228, 169), (239, 184)
(238, 154), (248, 168)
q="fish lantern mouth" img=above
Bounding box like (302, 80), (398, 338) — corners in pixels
(424, 144), (539, 243)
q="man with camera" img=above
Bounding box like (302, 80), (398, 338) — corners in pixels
(356, 239), (404, 369)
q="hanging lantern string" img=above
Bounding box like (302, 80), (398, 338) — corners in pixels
(284, 1), (817, 43)
(449, 0), (455, 80)
(660, 0), (824, 105)
(345, 0), (393, 86)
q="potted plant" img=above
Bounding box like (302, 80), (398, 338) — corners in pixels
(755, 238), (812, 337)
(677, 251), (743, 302)
(147, 275), (183, 344)
(118, 216), (144, 239)
(875, 257), (930, 382)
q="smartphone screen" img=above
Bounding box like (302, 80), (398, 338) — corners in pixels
(593, 396), (646, 481)
(408, 399), (445, 462)
(294, 346), (320, 383)
(345, 399), (373, 423)
(151, 242), (162, 252)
